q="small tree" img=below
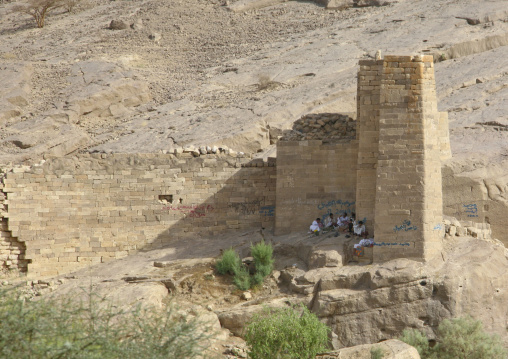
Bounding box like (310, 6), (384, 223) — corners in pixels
(245, 305), (329, 359)
(13, 0), (64, 28)
(215, 248), (241, 276)
(250, 239), (274, 279)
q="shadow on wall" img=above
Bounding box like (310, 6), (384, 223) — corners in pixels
(1, 153), (277, 277)
(138, 158), (277, 261)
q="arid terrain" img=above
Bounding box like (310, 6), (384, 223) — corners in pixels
(1, 0), (508, 357)
(1, 0), (507, 163)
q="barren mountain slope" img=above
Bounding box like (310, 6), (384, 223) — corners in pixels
(0, 0), (507, 163)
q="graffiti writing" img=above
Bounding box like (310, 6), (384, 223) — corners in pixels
(393, 219), (417, 232)
(433, 223), (443, 230)
(374, 242), (411, 247)
(463, 203), (478, 217)
(317, 199), (355, 210)
(259, 205), (275, 217)
(229, 200), (262, 215)
(163, 204), (214, 218)
(318, 199), (356, 220)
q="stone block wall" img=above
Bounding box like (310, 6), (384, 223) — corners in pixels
(355, 59), (383, 235)
(373, 55), (443, 262)
(0, 172), (28, 273)
(275, 140), (358, 235)
(1, 154), (276, 278)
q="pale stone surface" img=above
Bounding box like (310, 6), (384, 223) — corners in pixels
(316, 339), (420, 359)
(0, 62), (32, 125)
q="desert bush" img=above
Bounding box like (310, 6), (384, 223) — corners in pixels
(370, 346), (385, 359)
(437, 316), (507, 359)
(256, 74), (275, 91)
(250, 272), (265, 287)
(399, 316), (507, 359)
(217, 242), (274, 290)
(251, 240), (273, 268)
(0, 287), (209, 359)
(63, 0), (80, 13)
(245, 304), (329, 359)
(251, 240), (273, 278)
(233, 265), (251, 291)
(215, 247), (240, 275)
(399, 328), (437, 359)
(13, 0), (64, 28)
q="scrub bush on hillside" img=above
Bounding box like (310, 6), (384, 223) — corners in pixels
(399, 316), (507, 359)
(0, 287), (210, 359)
(245, 304), (329, 359)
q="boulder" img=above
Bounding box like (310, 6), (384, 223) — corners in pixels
(308, 249), (342, 269)
(109, 20), (128, 30)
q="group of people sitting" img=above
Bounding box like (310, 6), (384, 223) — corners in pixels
(309, 212), (369, 238)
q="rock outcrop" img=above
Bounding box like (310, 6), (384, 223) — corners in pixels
(219, 234), (508, 349)
(316, 339), (420, 359)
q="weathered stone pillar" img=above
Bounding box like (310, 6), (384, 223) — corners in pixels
(355, 60), (383, 234)
(373, 55), (443, 262)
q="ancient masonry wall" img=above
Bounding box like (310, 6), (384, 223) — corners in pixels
(371, 55), (445, 262)
(275, 140), (358, 235)
(0, 172), (29, 273)
(1, 154), (276, 278)
(355, 59), (383, 236)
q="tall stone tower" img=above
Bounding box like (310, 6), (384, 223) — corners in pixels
(357, 55), (449, 262)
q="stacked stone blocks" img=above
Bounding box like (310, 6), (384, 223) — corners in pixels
(276, 140), (358, 235)
(373, 55), (444, 261)
(1, 154), (276, 277)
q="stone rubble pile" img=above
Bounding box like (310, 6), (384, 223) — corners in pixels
(93, 144), (250, 159)
(281, 113), (356, 141)
(444, 217), (493, 241)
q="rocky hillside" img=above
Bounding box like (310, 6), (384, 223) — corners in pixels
(1, 0), (507, 164)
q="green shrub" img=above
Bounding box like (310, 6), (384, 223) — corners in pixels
(399, 328), (437, 359)
(370, 346), (385, 359)
(399, 316), (507, 359)
(251, 240), (274, 283)
(437, 316), (507, 359)
(216, 248), (240, 275)
(217, 242), (274, 291)
(251, 240), (273, 268)
(255, 263), (272, 278)
(0, 287), (209, 359)
(250, 272), (265, 287)
(233, 265), (251, 291)
(245, 304), (329, 359)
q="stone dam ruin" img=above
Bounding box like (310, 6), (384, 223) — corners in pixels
(0, 55), (499, 278)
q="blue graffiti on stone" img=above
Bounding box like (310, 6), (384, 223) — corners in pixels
(317, 199), (355, 210)
(374, 242), (410, 246)
(463, 203), (478, 217)
(433, 223), (443, 230)
(259, 205), (275, 217)
(393, 219), (417, 232)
